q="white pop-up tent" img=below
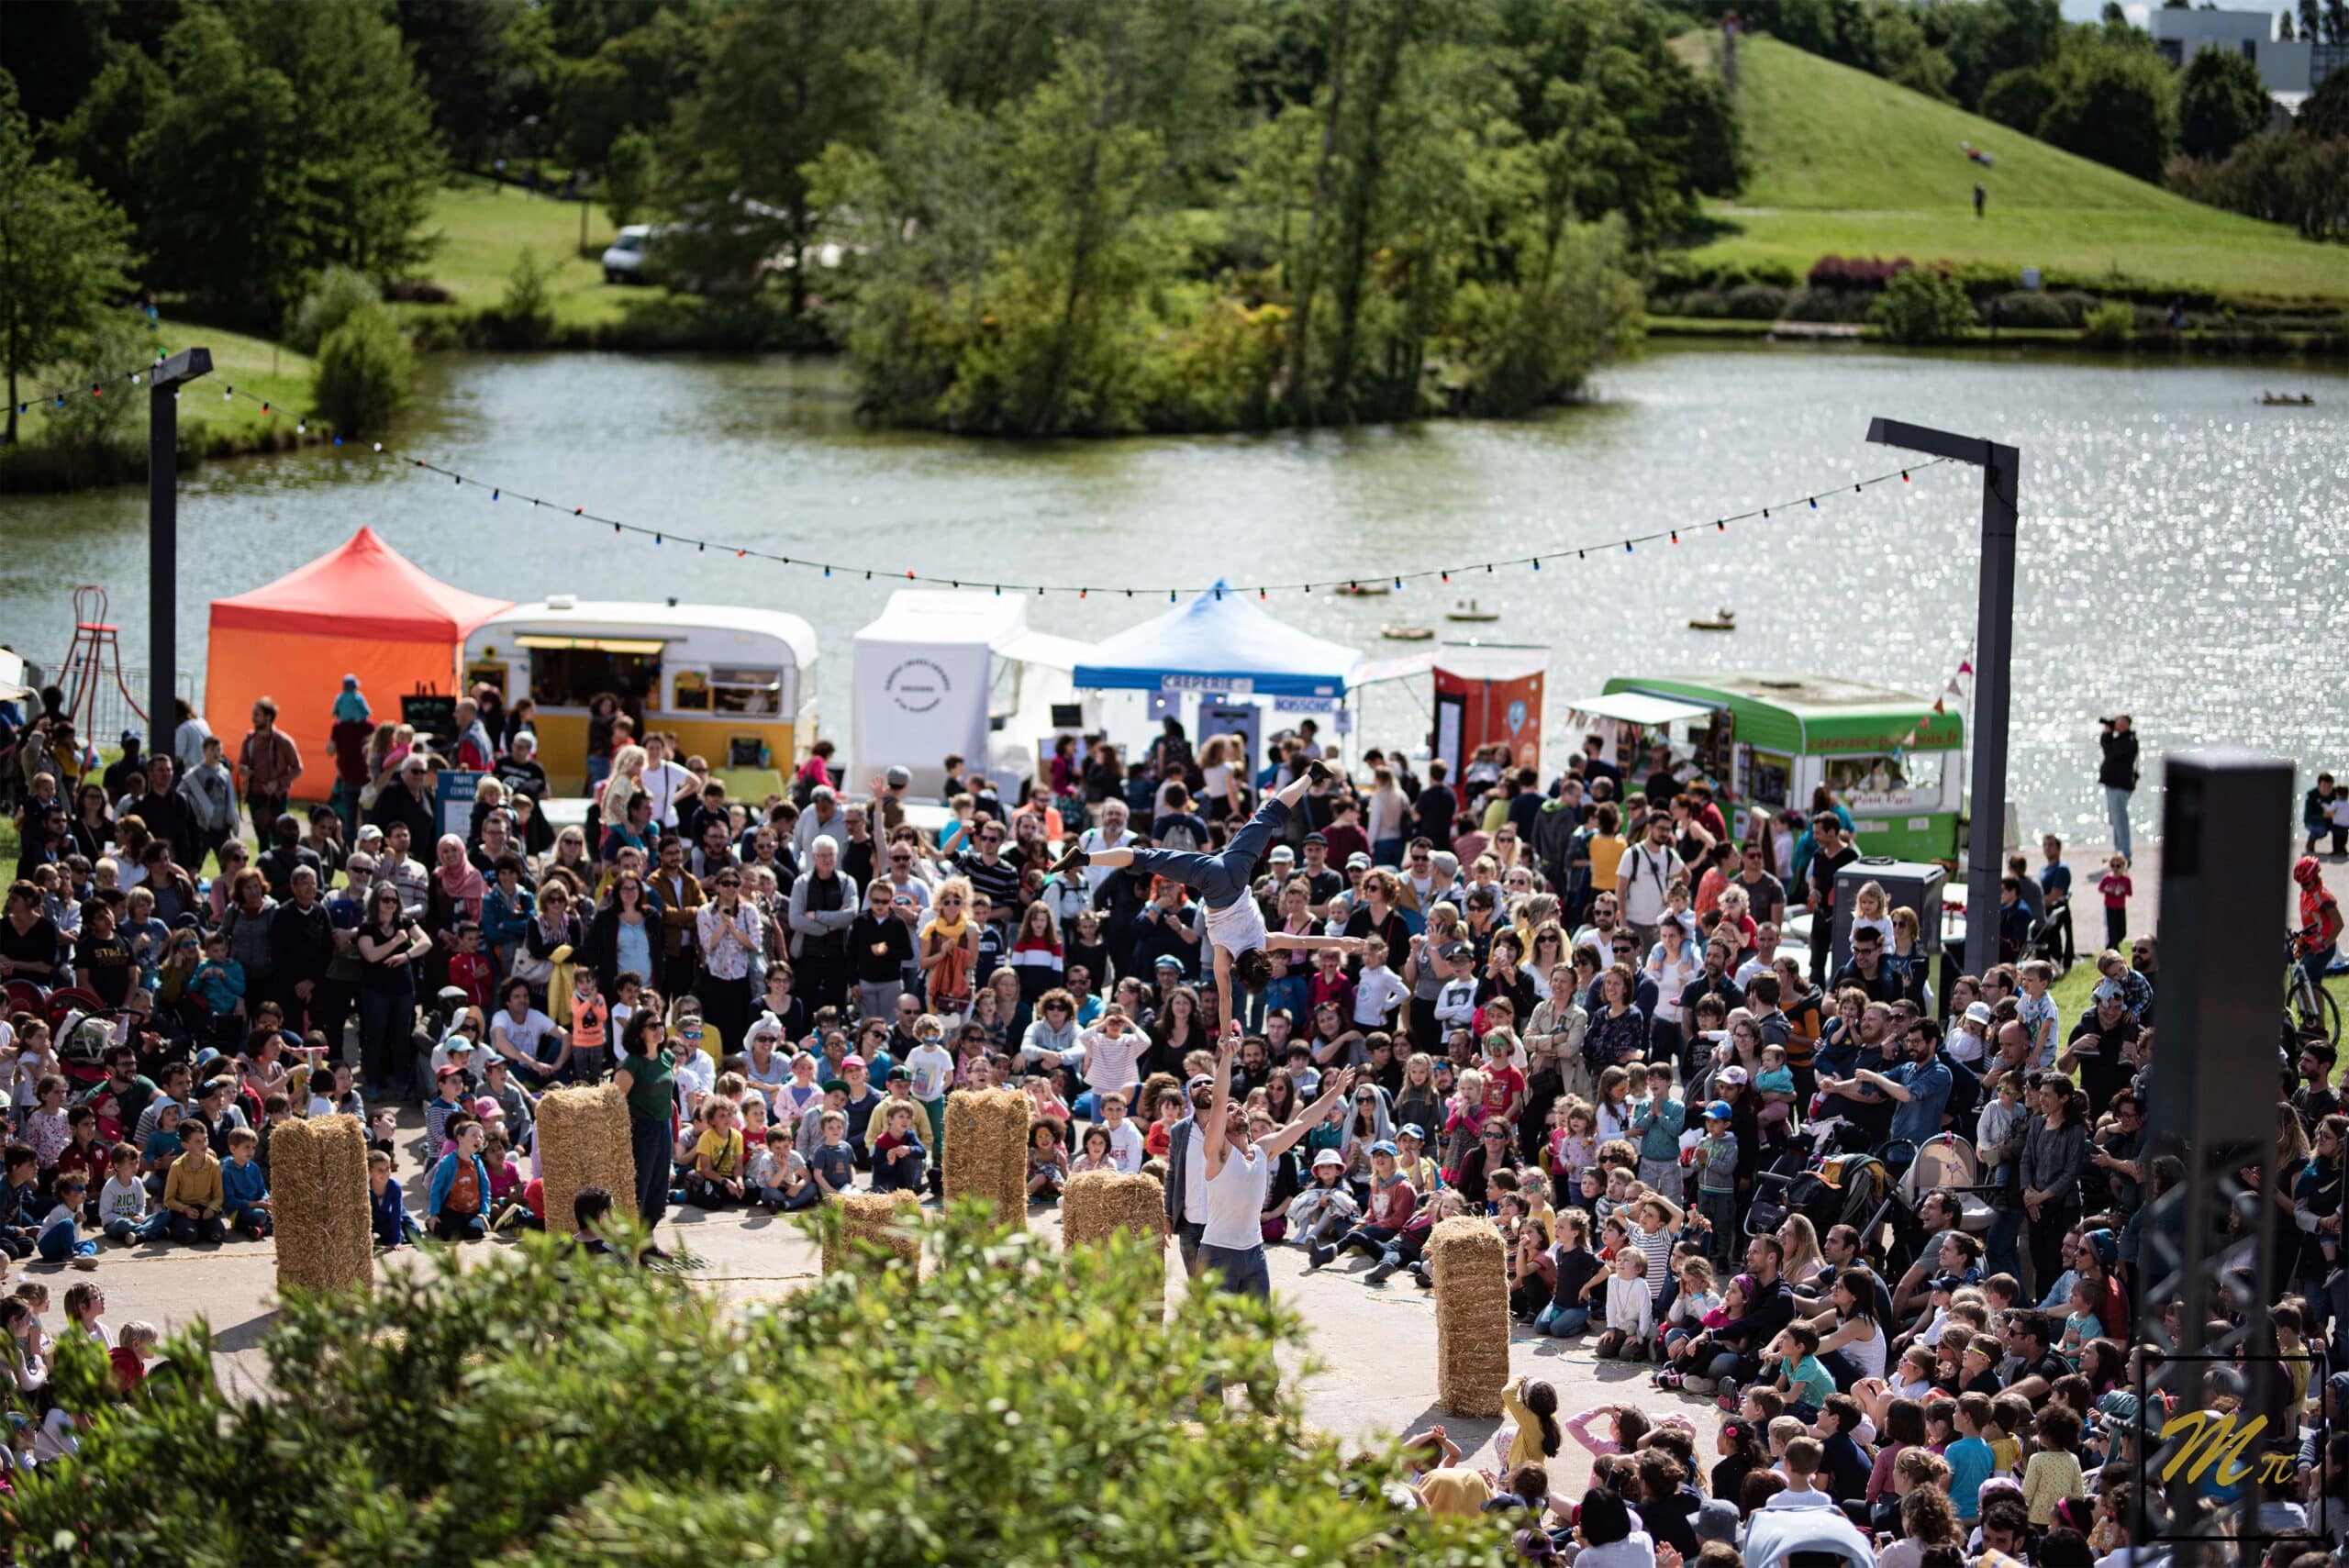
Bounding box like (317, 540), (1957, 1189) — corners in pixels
(1072, 582), (1368, 778)
(852, 591), (1094, 798)
(1073, 582), (1364, 699)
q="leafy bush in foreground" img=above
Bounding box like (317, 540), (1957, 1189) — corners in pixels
(12, 1205), (1503, 1567)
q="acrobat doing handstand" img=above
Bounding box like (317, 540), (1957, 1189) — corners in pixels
(1051, 762), (1374, 1037)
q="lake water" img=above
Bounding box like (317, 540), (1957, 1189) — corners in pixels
(5, 343), (2343, 843)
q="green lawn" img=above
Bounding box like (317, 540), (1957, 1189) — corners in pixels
(150, 318), (318, 440)
(1677, 33), (2349, 306)
(405, 176), (631, 328)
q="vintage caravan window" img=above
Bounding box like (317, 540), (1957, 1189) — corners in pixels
(520, 638), (662, 711)
(709, 666), (782, 716)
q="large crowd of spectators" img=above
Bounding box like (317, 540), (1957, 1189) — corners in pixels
(2, 675), (2343, 1566)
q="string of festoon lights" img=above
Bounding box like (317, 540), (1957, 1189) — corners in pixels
(17, 361), (1954, 599)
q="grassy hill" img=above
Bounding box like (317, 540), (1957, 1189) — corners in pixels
(1677, 32), (2349, 305)
(406, 177), (629, 329)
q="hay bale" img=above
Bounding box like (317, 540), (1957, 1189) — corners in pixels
(822, 1191), (923, 1277)
(538, 1084), (640, 1238)
(273, 1114), (373, 1297)
(1427, 1216), (1510, 1418)
(942, 1088), (1030, 1225)
(1061, 1171), (1165, 1251)
(1063, 1170), (1168, 1318)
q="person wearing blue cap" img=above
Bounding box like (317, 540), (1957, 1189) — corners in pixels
(1309, 1136), (1415, 1277)
(1052, 764), (1372, 1037)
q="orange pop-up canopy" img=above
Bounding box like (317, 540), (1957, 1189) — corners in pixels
(206, 528), (512, 795)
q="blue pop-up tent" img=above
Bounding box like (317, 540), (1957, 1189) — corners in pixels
(1073, 582), (1364, 698)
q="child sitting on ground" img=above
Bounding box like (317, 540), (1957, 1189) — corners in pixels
(219, 1127), (273, 1239)
(1594, 1247), (1655, 1360)
(37, 1173), (99, 1268)
(481, 1124), (533, 1231)
(1653, 1256), (1720, 1382)
(684, 1096), (748, 1208)
(368, 1149), (423, 1249)
(1766, 1323), (1837, 1422)
(1766, 1436), (1833, 1510)
(1287, 1148), (1361, 1254)
(96, 1142), (151, 1245)
(427, 1117), (493, 1242)
(1025, 1118), (1067, 1204)
(161, 1119), (226, 1245)
(807, 1110), (856, 1200)
(749, 1126), (818, 1212)
(871, 1101), (928, 1195)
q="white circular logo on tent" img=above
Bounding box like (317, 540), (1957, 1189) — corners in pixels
(886, 659), (950, 714)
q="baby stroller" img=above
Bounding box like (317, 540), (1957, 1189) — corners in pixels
(1743, 1128), (1828, 1239)
(1887, 1131), (2004, 1274)
(1748, 1129), (1897, 1263)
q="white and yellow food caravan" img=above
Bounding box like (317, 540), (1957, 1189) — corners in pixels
(463, 596), (818, 792)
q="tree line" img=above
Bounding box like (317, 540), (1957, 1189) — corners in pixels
(2, 0), (1739, 438)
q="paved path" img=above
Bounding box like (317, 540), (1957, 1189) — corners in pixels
(10, 1114), (1719, 1501)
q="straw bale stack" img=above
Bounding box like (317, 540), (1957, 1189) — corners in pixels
(1427, 1216), (1510, 1417)
(272, 1113), (373, 1296)
(1060, 1171), (1165, 1251)
(942, 1088), (1029, 1224)
(822, 1191), (924, 1277)
(538, 1084), (639, 1237)
(1062, 1170), (1168, 1316)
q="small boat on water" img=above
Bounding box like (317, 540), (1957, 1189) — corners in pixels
(1334, 581), (1390, 597)
(1382, 623), (1433, 641)
(2261, 393), (2315, 406)
(1688, 607), (1738, 631)
(1445, 597), (1499, 623)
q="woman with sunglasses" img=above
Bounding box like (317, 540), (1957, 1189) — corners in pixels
(354, 884), (429, 1102)
(694, 866), (763, 1052)
(918, 876), (979, 1018)
(543, 826), (592, 887)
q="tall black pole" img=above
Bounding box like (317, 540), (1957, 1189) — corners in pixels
(1965, 448), (2020, 981)
(1865, 417), (2022, 979)
(146, 349), (213, 760)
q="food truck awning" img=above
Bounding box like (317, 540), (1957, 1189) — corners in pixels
(1560, 692), (1716, 728)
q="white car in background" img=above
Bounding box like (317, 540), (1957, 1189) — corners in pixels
(601, 225), (656, 284)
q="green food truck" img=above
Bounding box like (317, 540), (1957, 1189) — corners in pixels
(1582, 673), (1965, 862)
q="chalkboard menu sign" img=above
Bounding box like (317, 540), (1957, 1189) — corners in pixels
(401, 691), (457, 750)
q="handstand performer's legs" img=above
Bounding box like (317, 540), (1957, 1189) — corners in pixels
(1219, 795), (1292, 890)
(1053, 764), (1324, 893)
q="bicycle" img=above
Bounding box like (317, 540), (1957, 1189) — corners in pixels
(2288, 938), (2344, 1048)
